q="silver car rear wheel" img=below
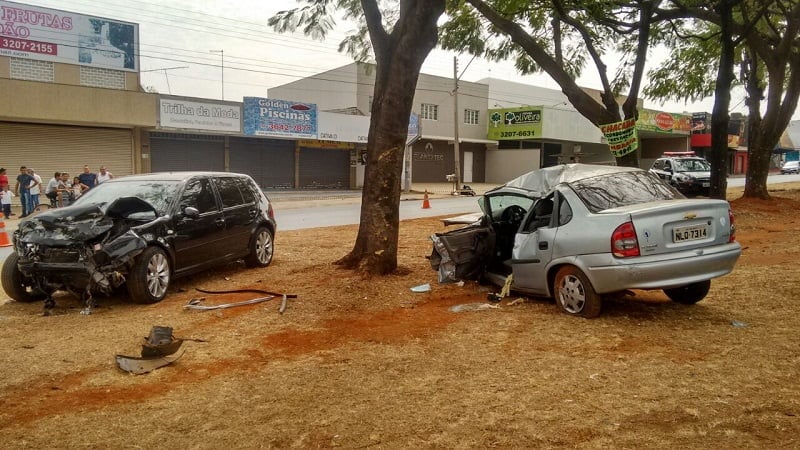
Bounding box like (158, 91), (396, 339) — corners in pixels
(554, 266), (602, 318)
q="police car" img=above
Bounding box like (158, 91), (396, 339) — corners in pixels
(649, 152), (712, 197)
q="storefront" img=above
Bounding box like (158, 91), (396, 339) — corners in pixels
(0, 121), (134, 180)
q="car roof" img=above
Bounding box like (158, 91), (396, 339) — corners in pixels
(488, 163), (643, 197)
(103, 172), (251, 183)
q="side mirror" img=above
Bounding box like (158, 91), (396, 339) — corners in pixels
(183, 206), (200, 218)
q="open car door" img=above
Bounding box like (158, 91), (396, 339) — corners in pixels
(429, 221), (495, 283)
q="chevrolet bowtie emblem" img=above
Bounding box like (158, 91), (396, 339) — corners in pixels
(685, 213), (697, 219)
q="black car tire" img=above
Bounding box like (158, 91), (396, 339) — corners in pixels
(554, 266), (602, 318)
(127, 246), (171, 304)
(663, 280), (711, 305)
(1, 252), (46, 303)
(245, 226), (274, 268)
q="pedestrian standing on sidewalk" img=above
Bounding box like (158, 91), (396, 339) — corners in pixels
(15, 166), (32, 217)
(96, 166), (113, 184)
(27, 167), (42, 212)
(0, 168), (8, 191)
(78, 165), (96, 189)
(1, 184), (14, 218)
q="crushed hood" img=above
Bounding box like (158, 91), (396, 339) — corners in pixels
(17, 197), (159, 246)
(488, 164), (643, 198)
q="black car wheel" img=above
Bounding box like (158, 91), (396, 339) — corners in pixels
(554, 266), (602, 318)
(245, 226), (274, 268)
(663, 280), (711, 305)
(1, 252), (46, 303)
(127, 246), (171, 304)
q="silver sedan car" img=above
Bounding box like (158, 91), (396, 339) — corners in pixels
(430, 164), (741, 318)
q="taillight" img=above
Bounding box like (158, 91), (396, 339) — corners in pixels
(267, 202), (275, 221)
(728, 209), (736, 242)
(612, 221), (640, 257)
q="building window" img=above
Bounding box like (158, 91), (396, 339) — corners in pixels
(10, 58), (54, 82)
(464, 109), (479, 125)
(421, 103), (438, 120)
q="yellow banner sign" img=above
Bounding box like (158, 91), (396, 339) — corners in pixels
(600, 118), (638, 158)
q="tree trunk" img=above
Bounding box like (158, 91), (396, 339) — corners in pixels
(336, 0), (444, 274)
(708, 0), (737, 200)
(744, 115), (771, 199)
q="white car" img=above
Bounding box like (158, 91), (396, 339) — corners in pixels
(430, 164), (741, 318)
(780, 161), (800, 174)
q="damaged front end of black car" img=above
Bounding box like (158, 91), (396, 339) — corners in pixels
(3, 197), (170, 315)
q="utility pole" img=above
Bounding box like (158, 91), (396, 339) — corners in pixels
(210, 49), (224, 100)
(452, 56), (461, 194)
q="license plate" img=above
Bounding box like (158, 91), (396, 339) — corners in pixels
(702, 182), (710, 187)
(673, 224), (708, 242)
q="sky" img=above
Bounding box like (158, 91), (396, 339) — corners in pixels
(15, 0), (795, 120)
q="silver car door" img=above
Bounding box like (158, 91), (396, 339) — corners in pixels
(511, 197), (556, 295)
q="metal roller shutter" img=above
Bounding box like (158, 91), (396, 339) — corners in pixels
(299, 147), (350, 189)
(0, 121), (132, 182)
(229, 137), (295, 189)
(150, 133), (225, 172)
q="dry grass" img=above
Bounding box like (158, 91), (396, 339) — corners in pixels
(1, 183), (800, 448)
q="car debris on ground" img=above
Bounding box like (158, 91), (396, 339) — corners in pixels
(184, 288), (297, 313)
(116, 325), (187, 375)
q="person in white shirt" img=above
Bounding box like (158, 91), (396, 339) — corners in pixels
(27, 168), (42, 210)
(1, 185), (14, 218)
(96, 166), (114, 185)
(46, 171), (61, 206)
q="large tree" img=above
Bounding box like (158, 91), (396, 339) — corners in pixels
(270, 1), (445, 274)
(647, 0), (800, 199)
(442, 0), (679, 167)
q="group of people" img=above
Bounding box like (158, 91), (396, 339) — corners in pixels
(0, 165), (113, 218)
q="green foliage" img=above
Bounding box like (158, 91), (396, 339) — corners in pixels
(644, 31), (726, 103)
(268, 0), (389, 61)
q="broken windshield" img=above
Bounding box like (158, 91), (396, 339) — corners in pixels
(73, 180), (182, 215)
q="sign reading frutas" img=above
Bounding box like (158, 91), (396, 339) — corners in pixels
(487, 107), (543, 140)
(0, 1), (139, 71)
(600, 118), (638, 158)
(243, 97), (317, 138)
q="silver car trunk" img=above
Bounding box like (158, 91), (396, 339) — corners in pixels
(605, 199), (732, 256)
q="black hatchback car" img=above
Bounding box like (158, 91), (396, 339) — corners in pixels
(2, 172), (276, 312)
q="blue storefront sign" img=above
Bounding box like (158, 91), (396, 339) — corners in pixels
(243, 97), (317, 138)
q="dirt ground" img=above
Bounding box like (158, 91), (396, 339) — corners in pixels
(1, 183), (799, 449)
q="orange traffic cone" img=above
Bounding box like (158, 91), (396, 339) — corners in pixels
(421, 190), (431, 209)
(0, 213), (10, 247)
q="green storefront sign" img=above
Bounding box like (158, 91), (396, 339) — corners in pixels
(488, 107), (543, 140)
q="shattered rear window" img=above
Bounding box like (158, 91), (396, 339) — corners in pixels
(72, 180), (182, 215)
(570, 171), (682, 213)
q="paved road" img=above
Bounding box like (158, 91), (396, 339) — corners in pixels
(274, 196), (480, 231)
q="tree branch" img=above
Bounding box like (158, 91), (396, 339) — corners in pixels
(361, 0), (388, 59)
(466, 0), (616, 125)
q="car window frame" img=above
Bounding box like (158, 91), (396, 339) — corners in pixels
(213, 176), (246, 209)
(178, 176), (220, 216)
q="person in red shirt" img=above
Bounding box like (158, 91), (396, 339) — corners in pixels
(0, 167), (8, 190)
